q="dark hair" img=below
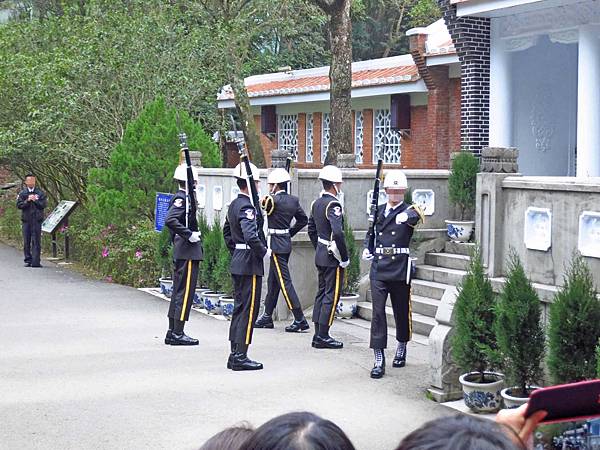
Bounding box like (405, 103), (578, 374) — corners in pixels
(237, 178), (248, 190)
(25, 174), (35, 179)
(178, 180), (186, 189)
(276, 182), (288, 192)
(395, 414), (525, 450)
(321, 180), (334, 191)
(243, 411), (355, 450)
(199, 424), (253, 450)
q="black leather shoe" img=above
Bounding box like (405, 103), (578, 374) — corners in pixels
(312, 335), (343, 349)
(170, 332), (199, 346)
(371, 357), (386, 379)
(285, 318), (310, 333)
(393, 357), (406, 368)
(231, 353), (263, 371)
(227, 352), (235, 369)
(254, 314), (274, 329)
(24, 263), (31, 267)
(31, 264), (42, 268)
(164, 330), (174, 345)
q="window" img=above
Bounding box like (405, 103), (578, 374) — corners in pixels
(373, 109), (401, 164)
(355, 111), (364, 164)
(321, 113), (330, 163)
(306, 113), (313, 163)
(278, 114), (298, 160)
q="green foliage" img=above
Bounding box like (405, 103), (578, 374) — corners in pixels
(597, 339), (600, 378)
(200, 217), (224, 292)
(494, 250), (545, 395)
(86, 98), (219, 227)
(213, 246), (233, 297)
(155, 227), (173, 279)
(452, 246), (497, 377)
(448, 151), (479, 220)
(548, 253), (600, 384)
(343, 220), (360, 294)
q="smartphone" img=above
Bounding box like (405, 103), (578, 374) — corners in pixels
(525, 379), (600, 423)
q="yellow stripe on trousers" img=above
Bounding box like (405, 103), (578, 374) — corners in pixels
(180, 260), (193, 321)
(408, 287), (413, 340)
(272, 254), (293, 310)
(245, 275), (257, 345)
(328, 267), (341, 326)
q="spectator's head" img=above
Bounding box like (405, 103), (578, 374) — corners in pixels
(199, 423), (253, 450)
(24, 174), (36, 189)
(395, 414), (525, 450)
(243, 411), (355, 450)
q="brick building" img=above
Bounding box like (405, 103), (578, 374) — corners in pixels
(217, 20), (462, 169)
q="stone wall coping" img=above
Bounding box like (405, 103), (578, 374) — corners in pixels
(297, 168), (450, 179)
(502, 176), (600, 193)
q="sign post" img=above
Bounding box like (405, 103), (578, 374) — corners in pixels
(41, 200), (78, 262)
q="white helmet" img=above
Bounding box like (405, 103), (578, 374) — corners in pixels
(173, 164), (199, 182)
(233, 161), (260, 180)
(267, 168), (291, 185)
(318, 165), (343, 183)
(383, 170), (408, 189)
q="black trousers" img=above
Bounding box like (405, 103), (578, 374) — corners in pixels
(22, 220), (42, 266)
(312, 265), (344, 328)
(168, 259), (199, 322)
(264, 252), (302, 318)
(369, 279), (412, 349)
(230, 274), (262, 345)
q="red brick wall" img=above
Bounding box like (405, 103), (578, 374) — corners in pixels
(362, 109), (374, 166)
(254, 115), (276, 167)
(297, 113), (306, 164)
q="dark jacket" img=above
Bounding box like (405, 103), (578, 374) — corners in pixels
(164, 189), (203, 261)
(307, 192), (348, 268)
(16, 187), (47, 223)
(263, 190), (308, 254)
(364, 202), (422, 283)
(223, 193), (268, 276)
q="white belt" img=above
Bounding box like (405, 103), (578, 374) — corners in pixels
(268, 228), (289, 235)
(317, 237), (331, 246)
(235, 243), (250, 250)
(375, 247), (409, 255)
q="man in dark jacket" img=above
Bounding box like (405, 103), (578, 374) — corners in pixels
(164, 164), (203, 346)
(255, 168), (309, 332)
(16, 174), (47, 268)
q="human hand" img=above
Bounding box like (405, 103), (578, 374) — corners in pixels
(397, 212), (408, 223)
(495, 403), (547, 447)
(188, 231), (201, 243)
(362, 248), (374, 261)
(339, 260), (350, 268)
(27, 194), (35, 201)
(265, 248), (272, 259)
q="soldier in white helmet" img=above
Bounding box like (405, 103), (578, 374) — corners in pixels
(164, 164), (203, 346)
(307, 165), (349, 349)
(362, 170), (424, 378)
(254, 168), (309, 332)
(223, 161), (270, 371)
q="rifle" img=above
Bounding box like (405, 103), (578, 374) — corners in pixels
(178, 132), (199, 232)
(366, 159), (384, 251)
(284, 151), (293, 192)
(229, 115), (267, 246)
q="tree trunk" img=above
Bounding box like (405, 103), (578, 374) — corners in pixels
(325, 0), (353, 167)
(231, 75), (265, 167)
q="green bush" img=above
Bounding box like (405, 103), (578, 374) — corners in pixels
(213, 245), (233, 297)
(0, 193), (24, 243)
(343, 220), (360, 295)
(155, 226), (173, 279)
(452, 246), (497, 380)
(597, 339), (600, 378)
(87, 97), (219, 227)
(201, 217), (224, 292)
(494, 250), (545, 395)
(448, 151), (479, 220)
(548, 253), (600, 383)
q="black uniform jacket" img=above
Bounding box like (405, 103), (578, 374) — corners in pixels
(224, 193), (267, 276)
(307, 192), (348, 268)
(16, 187), (47, 223)
(263, 190), (308, 254)
(165, 189), (203, 261)
(364, 202), (422, 282)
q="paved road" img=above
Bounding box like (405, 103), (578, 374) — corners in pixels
(0, 242), (449, 450)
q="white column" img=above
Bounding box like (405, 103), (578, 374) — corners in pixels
(577, 25), (600, 177)
(489, 19), (512, 147)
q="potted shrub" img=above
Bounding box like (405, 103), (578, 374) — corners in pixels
(200, 217), (224, 313)
(336, 221), (360, 319)
(215, 248), (235, 319)
(452, 246), (504, 413)
(494, 250), (545, 408)
(596, 339), (600, 378)
(155, 226), (174, 297)
(446, 151), (479, 242)
(547, 253), (600, 384)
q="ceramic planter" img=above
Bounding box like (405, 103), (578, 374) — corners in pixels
(219, 295), (235, 320)
(445, 220), (474, 243)
(201, 291), (223, 314)
(193, 288), (211, 309)
(159, 278), (173, 297)
(500, 386), (540, 409)
(336, 293), (359, 319)
(459, 371), (505, 413)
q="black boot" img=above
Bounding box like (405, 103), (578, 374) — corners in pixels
(227, 342), (237, 369)
(370, 349), (385, 379)
(312, 324), (343, 349)
(171, 320), (199, 346)
(231, 344), (263, 371)
(254, 313), (274, 329)
(164, 329), (174, 345)
(393, 341), (407, 367)
(285, 318), (310, 333)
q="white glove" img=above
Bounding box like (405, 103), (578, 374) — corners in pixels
(339, 260), (350, 269)
(362, 248), (374, 261)
(265, 248), (272, 259)
(188, 231), (201, 243)
(397, 212), (409, 223)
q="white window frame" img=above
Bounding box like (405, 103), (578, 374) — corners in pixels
(355, 111), (364, 164)
(373, 109), (401, 164)
(306, 113), (314, 163)
(277, 114), (298, 161)
(321, 113), (330, 163)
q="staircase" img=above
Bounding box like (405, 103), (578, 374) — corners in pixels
(356, 241), (474, 342)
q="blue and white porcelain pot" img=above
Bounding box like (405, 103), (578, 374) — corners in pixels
(192, 288), (211, 309)
(336, 293), (359, 319)
(459, 371), (504, 413)
(219, 295), (235, 320)
(445, 220), (474, 243)
(202, 291), (222, 314)
(500, 386), (539, 409)
(159, 278), (173, 297)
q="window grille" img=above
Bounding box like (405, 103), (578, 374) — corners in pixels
(277, 114), (298, 160)
(321, 113), (330, 163)
(373, 109), (401, 164)
(355, 111), (364, 164)
(306, 113), (313, 163)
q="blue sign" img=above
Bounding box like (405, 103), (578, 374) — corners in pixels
(155, 192), (174, 232)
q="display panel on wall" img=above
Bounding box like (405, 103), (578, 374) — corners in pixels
(524, 207), (552, 251)
(578, 211), (600, 258)
(213, 186), (223, 211)
(197, 185), (206, 209)
(412, 189), (435, 216)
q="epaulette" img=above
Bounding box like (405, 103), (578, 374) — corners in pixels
(407, 204), (426, 225)
(260, 195), (275, 216)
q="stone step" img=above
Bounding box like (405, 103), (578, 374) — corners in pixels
(415, 265), (467, 286)
(411, 295), (441, 318)
(411, 279), (449, 301)
(425, 252), (471, 271)
(444, 241), (476, 256)
(356, 302), (437, 337)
